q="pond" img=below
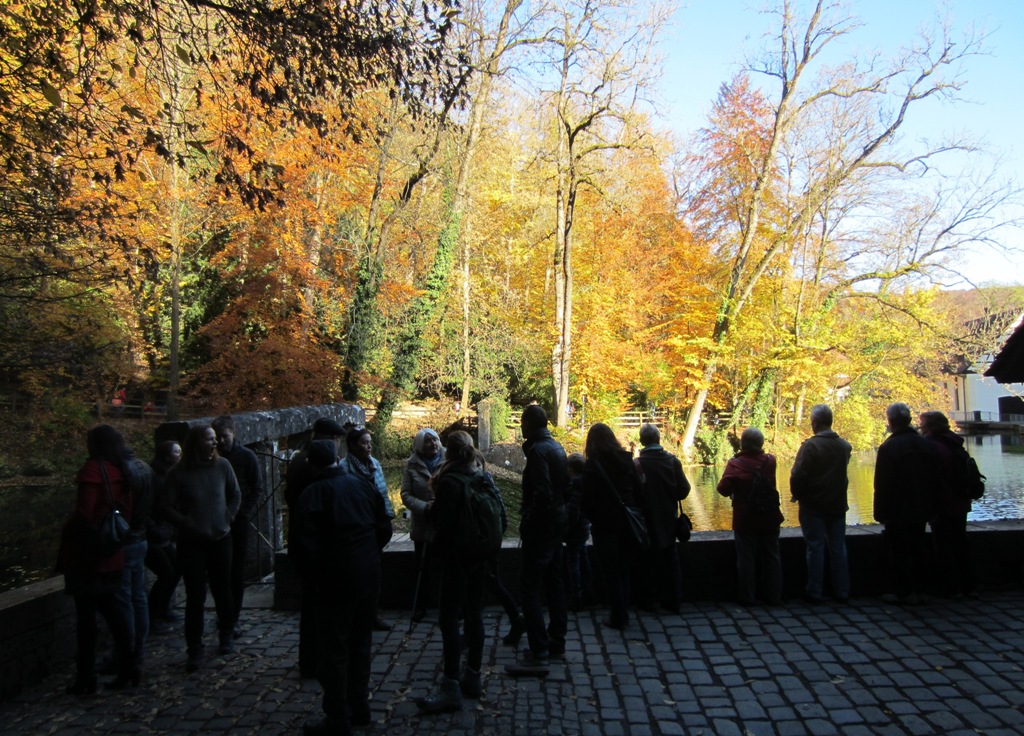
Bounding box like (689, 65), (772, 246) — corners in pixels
(3, 433), (1022, 594)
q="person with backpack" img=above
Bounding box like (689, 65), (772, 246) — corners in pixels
(717, 427), (783, 606)
(920, 410), (979, 599)
(416, 431), (502, 713)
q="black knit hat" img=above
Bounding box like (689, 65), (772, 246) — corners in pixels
(312, 418), (346, 437)
(307, 439), (337, 467)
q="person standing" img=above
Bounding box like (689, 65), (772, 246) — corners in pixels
(163, 424), (241, 671)
(635, 423), (690, 613)
(873, 402), (943, 605)
(505, 405), (569, 676)
(295, 440), (393, 736)
(415, 431), (497, 712)
(581, 423), (645, 630)
(340, 426), (395, 631)
(790, 404), (852, 604)
(58, 424), (136, 694)
(286, 418), (348, 678)
(116, 443), (155, 672)
(147, 440), (182, 635)
(212, 415), (264, 634)
(400, 428), (445, 622)
(717, 428), (784, 606)
(919, 410), (976, 598)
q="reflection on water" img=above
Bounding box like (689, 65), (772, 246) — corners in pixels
(682, 433), (1024, 534)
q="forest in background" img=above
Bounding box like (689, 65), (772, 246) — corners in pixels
(2, 0), (1023, 467)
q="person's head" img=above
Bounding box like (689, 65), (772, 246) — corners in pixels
(86, 424), (126, 465)
(182, 424), (218, 466)
(346, 427), (373, 461)
(307, 439), (338, 469)
(809, 404), (833, 433)
(312, 417), (346, 455)
(739, 427), (765, 453)
(211, 415), (235, 454)
(919, 410), (950, 436)
(414, 428), (442, 459)
(639, 423), (660, 447)
(567, 451), (586, 477)
(885, 403), (912, 432)
(585, 423), (623, 458)
(444, 430), (477, 466)
(154, 440), (182, 467)
(520, 405), (548, 439)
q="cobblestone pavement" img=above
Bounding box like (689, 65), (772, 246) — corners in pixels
(4, 590), (1024, 735)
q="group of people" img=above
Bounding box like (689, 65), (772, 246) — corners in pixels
(716, 402), (979, 608)
(61, 400), (979, 735)
(59, 416), (264, 693)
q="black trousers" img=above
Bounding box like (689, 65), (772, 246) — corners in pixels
(178, 534), (234, 651)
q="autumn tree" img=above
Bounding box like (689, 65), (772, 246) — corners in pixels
(677, 0), (1001, 453)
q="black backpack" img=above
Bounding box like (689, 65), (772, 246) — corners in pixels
(954, 449), (986, 501)
(740, 460), (781, 514)
(449, 471), (504, 558)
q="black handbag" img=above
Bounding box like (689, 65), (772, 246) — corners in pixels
(90, 461), (130, 558)
(675, 501), (693, 543)
(594, 458), (650, 549)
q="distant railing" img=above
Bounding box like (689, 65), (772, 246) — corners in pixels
(950, 411), (1024, 425)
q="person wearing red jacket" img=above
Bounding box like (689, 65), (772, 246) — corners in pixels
(717, 428), (784, 605)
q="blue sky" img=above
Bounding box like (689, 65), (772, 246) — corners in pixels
(655, 0), (1024, 286)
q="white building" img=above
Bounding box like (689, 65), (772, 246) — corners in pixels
(942, 312), (1024, 423)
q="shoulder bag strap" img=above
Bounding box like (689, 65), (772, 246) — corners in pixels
(593, 459), (626, 509)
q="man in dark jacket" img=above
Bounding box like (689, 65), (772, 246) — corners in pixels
(873, 402), (942, 605)
(118, 448), (155, 668)
(506, 405), (568, 676)
(790, 404), (852, 604)
(286, 418), (348, 678)
(635, 424), (690, 613)
(295, 440), (393, 736)
(212, 415), (264, 631)
(920, 410), (976, 598)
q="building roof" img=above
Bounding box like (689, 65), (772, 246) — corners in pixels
(985, 314), (1024, 382)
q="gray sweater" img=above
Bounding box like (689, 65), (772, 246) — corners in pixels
(163, 457), (241, 541)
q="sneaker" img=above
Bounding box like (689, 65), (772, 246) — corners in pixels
(459, 667), (483, 699)
(373, 616), (392, 632)
(218, 633), (234, 655)
(504, 656), (550, 678)
(523, 646), (564, 661)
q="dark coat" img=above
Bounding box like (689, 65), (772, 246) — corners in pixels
(873, 427), (943, 525)
(294, 467), (393, 605)
(60, 459), (133, 577)
(221, 442), (263, 523)
(581, 450), (644, 542)
(789, 430), (852, 515)
(636, 445), (690, 549)
(717, 450), (783, 533)
(520, 429), (568, 542)
(923, 429), (969, 516)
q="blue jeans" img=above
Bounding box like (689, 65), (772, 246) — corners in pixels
(798, 508), (850, 600)
(117, 539), (149, 663)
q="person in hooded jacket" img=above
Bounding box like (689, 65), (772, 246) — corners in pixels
(920, 410), (976, 598)
(581, 423), (644, 630)
(400, 427), (445, 622)
(718, 428), (784, 606)
(790, 405), (852, 604)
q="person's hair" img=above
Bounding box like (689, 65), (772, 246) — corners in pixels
(886, 402), (912, 429)
(809, 404), (833, 427)
(181, 424), (218, 468)
(585, 423), (623, 458)
(521, 404), (548, 431)
(567, 451), (586, 475)
(639, 423), (660, 446)
(413, 428), (441, 455)
(919, 410), (950, 433)
(431, 430), (478, 488)
(152, 440), (181, 467)
(346, 427), (371, 453)
(86, 424), (126, 468)
(211, 415), (234, 433)
(739, 427), (765, 452)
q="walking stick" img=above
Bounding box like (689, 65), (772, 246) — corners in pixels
(408, 540), (429, 633)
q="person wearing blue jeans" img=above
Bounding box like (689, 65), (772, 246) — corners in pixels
(790, 404), (852, 603)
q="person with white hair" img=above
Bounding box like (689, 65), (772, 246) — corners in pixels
(401, 428), (445, 622)
(717, 427), (784, 606)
